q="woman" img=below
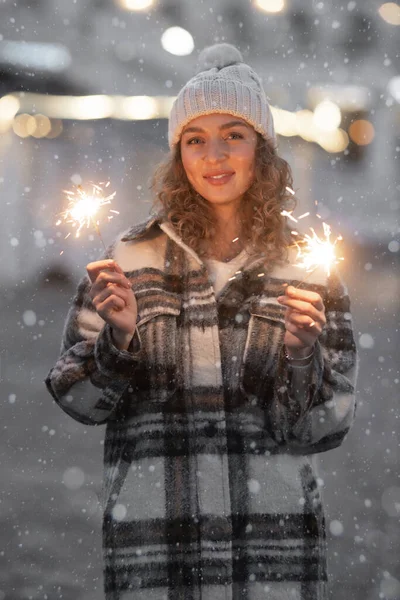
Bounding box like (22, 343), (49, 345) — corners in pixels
(46, 44), (358, 600)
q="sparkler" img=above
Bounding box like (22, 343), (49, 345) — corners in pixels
(281, 209), (344, 287)
(293, 222), (343, 287)
(56, 181), (118, 251)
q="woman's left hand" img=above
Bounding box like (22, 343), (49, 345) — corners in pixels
(277, 285), (326, 356)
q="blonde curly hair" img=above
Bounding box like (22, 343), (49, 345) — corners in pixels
(151, 134), (297, 264)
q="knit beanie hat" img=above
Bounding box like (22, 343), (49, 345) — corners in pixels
(168, 43), (276, 148)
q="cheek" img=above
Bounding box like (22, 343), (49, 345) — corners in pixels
(181, 151), (197, 183)
(237, 154), (256, 185)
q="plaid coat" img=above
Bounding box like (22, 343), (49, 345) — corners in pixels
(46, 217), (358, 600)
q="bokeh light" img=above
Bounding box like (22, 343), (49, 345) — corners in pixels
(4, 90), (372, 154)
(118, 95), (159, 120)
(0, 95), (20, 132)
(272, 108), (298, 137)
(295, 109), (317, 142)
(46, 118), (63, 139)
(378, 2), (400, 25)
(254, 0), (286, 13)
(117, 0), (155, 11)
(161, 27), (194, 56)
(71, 95), (114, 120)
(348, 119), (375, 145)
(316, 128), (349, 153)
(62, 467), (85, 490)
(12, 114), (36, 138)
(313, 100), (342, 132)
(387, 75), (400, 102)
(31, 114), (52, 138)
(0, 95), (20, 116)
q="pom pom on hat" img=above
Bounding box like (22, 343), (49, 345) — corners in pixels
(195, 43), (243, 74)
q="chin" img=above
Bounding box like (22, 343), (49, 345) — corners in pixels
(209, 196), (242, 206)
(200, 190), (243, 205)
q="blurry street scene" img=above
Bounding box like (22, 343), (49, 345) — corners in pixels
(0, 0), (399, 599)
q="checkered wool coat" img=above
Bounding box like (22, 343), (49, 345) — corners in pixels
(46, 217), (358, 600)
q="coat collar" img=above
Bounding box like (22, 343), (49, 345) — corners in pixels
(120, 215), (160, 242)
(120, 214), (271, 273)
(120, 214), (204, 266)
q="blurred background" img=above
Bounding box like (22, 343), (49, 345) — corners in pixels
(0, 0), (399, 598)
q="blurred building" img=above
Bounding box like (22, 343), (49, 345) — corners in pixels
(0, 0), (399, 283)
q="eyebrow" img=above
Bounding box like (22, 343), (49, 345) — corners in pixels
(182, 120), (250, 135)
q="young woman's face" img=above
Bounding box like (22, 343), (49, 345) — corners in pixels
(180, 113), (257, 211)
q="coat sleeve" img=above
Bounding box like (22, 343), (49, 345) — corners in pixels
(268, 267), (359, 454)
(45, 275), (143, 426)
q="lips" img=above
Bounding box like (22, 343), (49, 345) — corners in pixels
(203, 171), (235, 186)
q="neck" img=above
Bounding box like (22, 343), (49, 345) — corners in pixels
(202, 206), (244, 262)
(213, 204), (239, 238)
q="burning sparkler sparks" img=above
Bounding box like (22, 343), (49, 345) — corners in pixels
(281, 209), (344, 286)
(281, 209), (298, 223)
(56, 181), (118, 251)
(294, 222), (343, 285)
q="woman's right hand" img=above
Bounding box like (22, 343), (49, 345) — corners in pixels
(87, 259), (137, 349)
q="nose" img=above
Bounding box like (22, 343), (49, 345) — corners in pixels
(204, 139), (228, 163)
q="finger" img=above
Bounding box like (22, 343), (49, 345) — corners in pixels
(287, 311), (323, 333)
(93, 284), (130, 306)
(93, 272), (131, 290)
(285, 286), (324, 310)
(87, 259), (118, 283)
(89, 276), (130, 301)
(279, 297), (323, 321)
(285, 320), (316, 346)
(112, 261), (125, 275)
(97, 294), (126, 315)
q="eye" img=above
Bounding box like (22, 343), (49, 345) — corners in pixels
(186, 137), (203, 145)
(227, 132), (244, 140)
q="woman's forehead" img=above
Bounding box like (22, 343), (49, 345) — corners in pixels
(183, 113), (251, 132)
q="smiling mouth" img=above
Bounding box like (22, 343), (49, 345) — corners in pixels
(203, 172), (235, 185)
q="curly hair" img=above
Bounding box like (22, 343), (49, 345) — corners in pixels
(151, 134), (297, 264)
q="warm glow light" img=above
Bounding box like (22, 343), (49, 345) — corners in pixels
(72, 95), (114, 120)
(12, 114), (35, 138)
(30, 95), (113, 120)
(254, 0), (286, 13)
(31, 114), (52, 138)
(161, 27), (194, 56)
(272, 108), (298, 137)
(46, 119), (63, 139)
(378, 2), (400, 25)
(7, 91), (352, 153)
(118, 96), (159, 120)
(348, 120), (375, 145)
(0, 95), (20, 120)
(313, 100), (342, 132)
(0, 94), (20, 133)
(295, 110), (317, 142)
(11, 97), (113, 127)
(117, 0), (155, 10)
(316, 128), (349, 153)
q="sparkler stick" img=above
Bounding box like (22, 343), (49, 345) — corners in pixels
(56, 181), (118, 252)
